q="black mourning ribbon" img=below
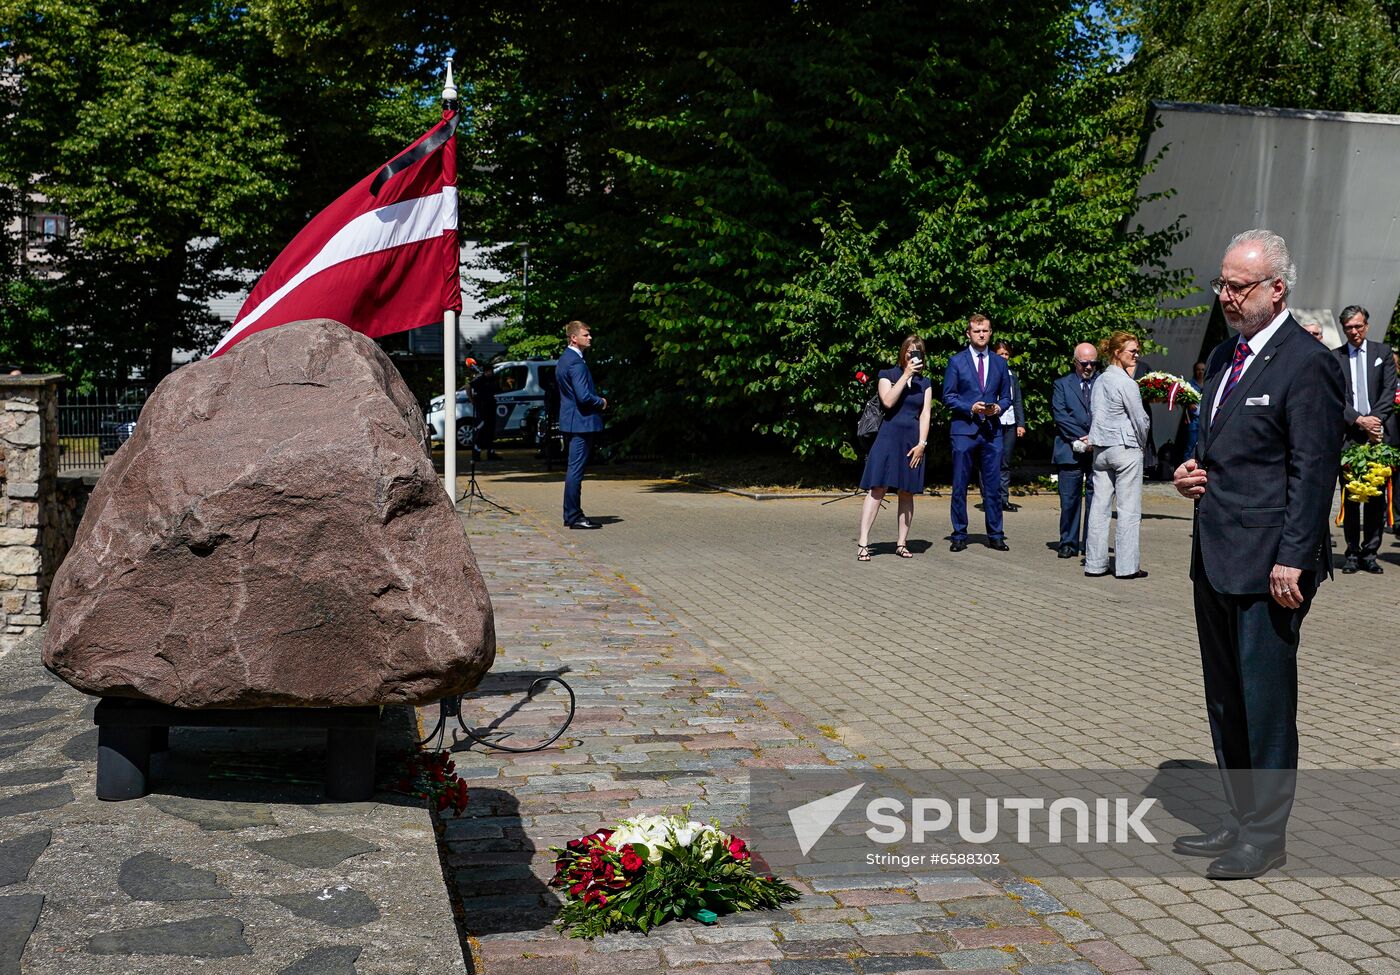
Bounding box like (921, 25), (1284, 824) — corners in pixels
(370, 111), (459, 197)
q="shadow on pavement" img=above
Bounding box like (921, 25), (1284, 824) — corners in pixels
(1146, 759), (1226, 834)
(442, 786), (561, 938)
(137, 704), (424, 809)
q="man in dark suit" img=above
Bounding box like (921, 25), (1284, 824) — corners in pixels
(993, 340), (1026, 514)
(1173, 229), (1345, 879)
(1333, 305), (1396, 574)
(1050, 342), (1098, 559)
(943, 313), (1012, 552)
(556, 320), (607, 530)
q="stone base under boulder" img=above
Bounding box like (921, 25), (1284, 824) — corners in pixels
(93, 699), (381, 802)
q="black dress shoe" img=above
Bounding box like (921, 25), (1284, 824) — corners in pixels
(1361, 558), (1384, 574)
(987, 539), (1009, 551)
(1342, 556), (1359, 574)
(1173, 827), (1239, 858)
(568, 519), (602, 530)
(1115, 570), (1149, 580)
(1004, 502), (1021, 512)
(1058, 544), (1077, 559)
(949, 539), (968, 552)
(1206, 843), (1286, 879)
(1084, 569), (1109, 577)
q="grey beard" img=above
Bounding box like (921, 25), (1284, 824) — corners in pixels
(1227, 305), (1275, 336)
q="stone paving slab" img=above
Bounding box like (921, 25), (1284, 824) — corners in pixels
(0, 630), (465, 974)
(430, 504), (1126, 975)
(450, 458), (1400, 974)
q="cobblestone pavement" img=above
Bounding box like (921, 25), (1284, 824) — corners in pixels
(436, 504), (1144, 975)
(0, 630), (463, 974)
(447, 457), (1400, 975)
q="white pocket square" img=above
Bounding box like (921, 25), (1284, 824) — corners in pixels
(1376, 356), (1385, 367)
(1245, 394), (1270, 406)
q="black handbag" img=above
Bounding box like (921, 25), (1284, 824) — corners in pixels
(855, 392), (888, 453)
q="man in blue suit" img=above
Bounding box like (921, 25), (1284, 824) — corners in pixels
(1050, 342), (1098, 558)
(557, 320), (607, 529)
(943, 313), (1012, 551)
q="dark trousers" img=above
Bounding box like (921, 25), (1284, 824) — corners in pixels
(998, 426), (1016, 507)
(950, 433), (1003, 540)
(1193, 556), (1310, 851)
(474, 413), (496, 455)
(1340, 476), (1386, 559)
(1056, 458), (1094, 550)
(562, 431), (594, 525)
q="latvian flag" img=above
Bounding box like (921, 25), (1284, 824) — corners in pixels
(212, 109), (462, 356)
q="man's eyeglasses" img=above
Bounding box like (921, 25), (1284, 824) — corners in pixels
(1210, 276), (1274, 298)
(1075, 360), (1097, 367)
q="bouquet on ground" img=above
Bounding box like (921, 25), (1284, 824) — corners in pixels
(549, 813), (798, 938)
(390, 749), (468, 815)
(1341, 442), (1400, 504)
(1136, 371), (1200, 409)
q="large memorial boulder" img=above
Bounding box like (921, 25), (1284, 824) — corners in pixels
(44, 319), (495, 708)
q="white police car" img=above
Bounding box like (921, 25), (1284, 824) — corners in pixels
(426, 359), (558, 448)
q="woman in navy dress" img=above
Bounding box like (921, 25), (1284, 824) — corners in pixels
(857, 335), (932, 560)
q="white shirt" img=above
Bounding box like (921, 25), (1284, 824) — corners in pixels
(566, 345), (585, 359)
(1348, 340), (1370, 414)
(1210, 309), (1290, 422)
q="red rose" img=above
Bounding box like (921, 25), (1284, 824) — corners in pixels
(621, 850), (644, 873)
(727, 836), (749, 860)
(856, 371), (868, 383)
(596, 828), (615, 842)
(584, 890), (608, 907)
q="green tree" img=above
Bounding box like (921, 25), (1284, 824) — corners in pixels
(0, 0), (435, 383)
(1125, 0), (1400, 113)
(254, 0), (1192, 458)
(759, 10), (1190, 458)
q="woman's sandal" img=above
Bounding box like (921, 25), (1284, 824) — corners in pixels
(895, 545), (913, 559)
(857, 544), (872, 562)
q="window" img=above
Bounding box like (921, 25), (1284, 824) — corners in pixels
(29, 213), (68, 240)
(495, 365), (528, 393)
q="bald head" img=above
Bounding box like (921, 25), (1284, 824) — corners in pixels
(1072, 343), (1098, 380)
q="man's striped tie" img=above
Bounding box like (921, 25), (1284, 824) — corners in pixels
(1215, 341), (1252, 413)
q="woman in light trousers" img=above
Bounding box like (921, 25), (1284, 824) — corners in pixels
(1084, 331), (1151, 580)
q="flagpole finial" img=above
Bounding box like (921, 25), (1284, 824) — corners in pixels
(442, 57), (457, 104)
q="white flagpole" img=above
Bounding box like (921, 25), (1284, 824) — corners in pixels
(442, 58), (459, 500)
(444, 308), (457, 499)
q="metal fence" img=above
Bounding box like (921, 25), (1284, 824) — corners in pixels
(57, 386), (150, 472)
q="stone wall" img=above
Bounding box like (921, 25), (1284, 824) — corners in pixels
(0, 374), (67, 654)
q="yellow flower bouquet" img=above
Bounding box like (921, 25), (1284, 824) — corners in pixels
(1340, 442), (1400, 509)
